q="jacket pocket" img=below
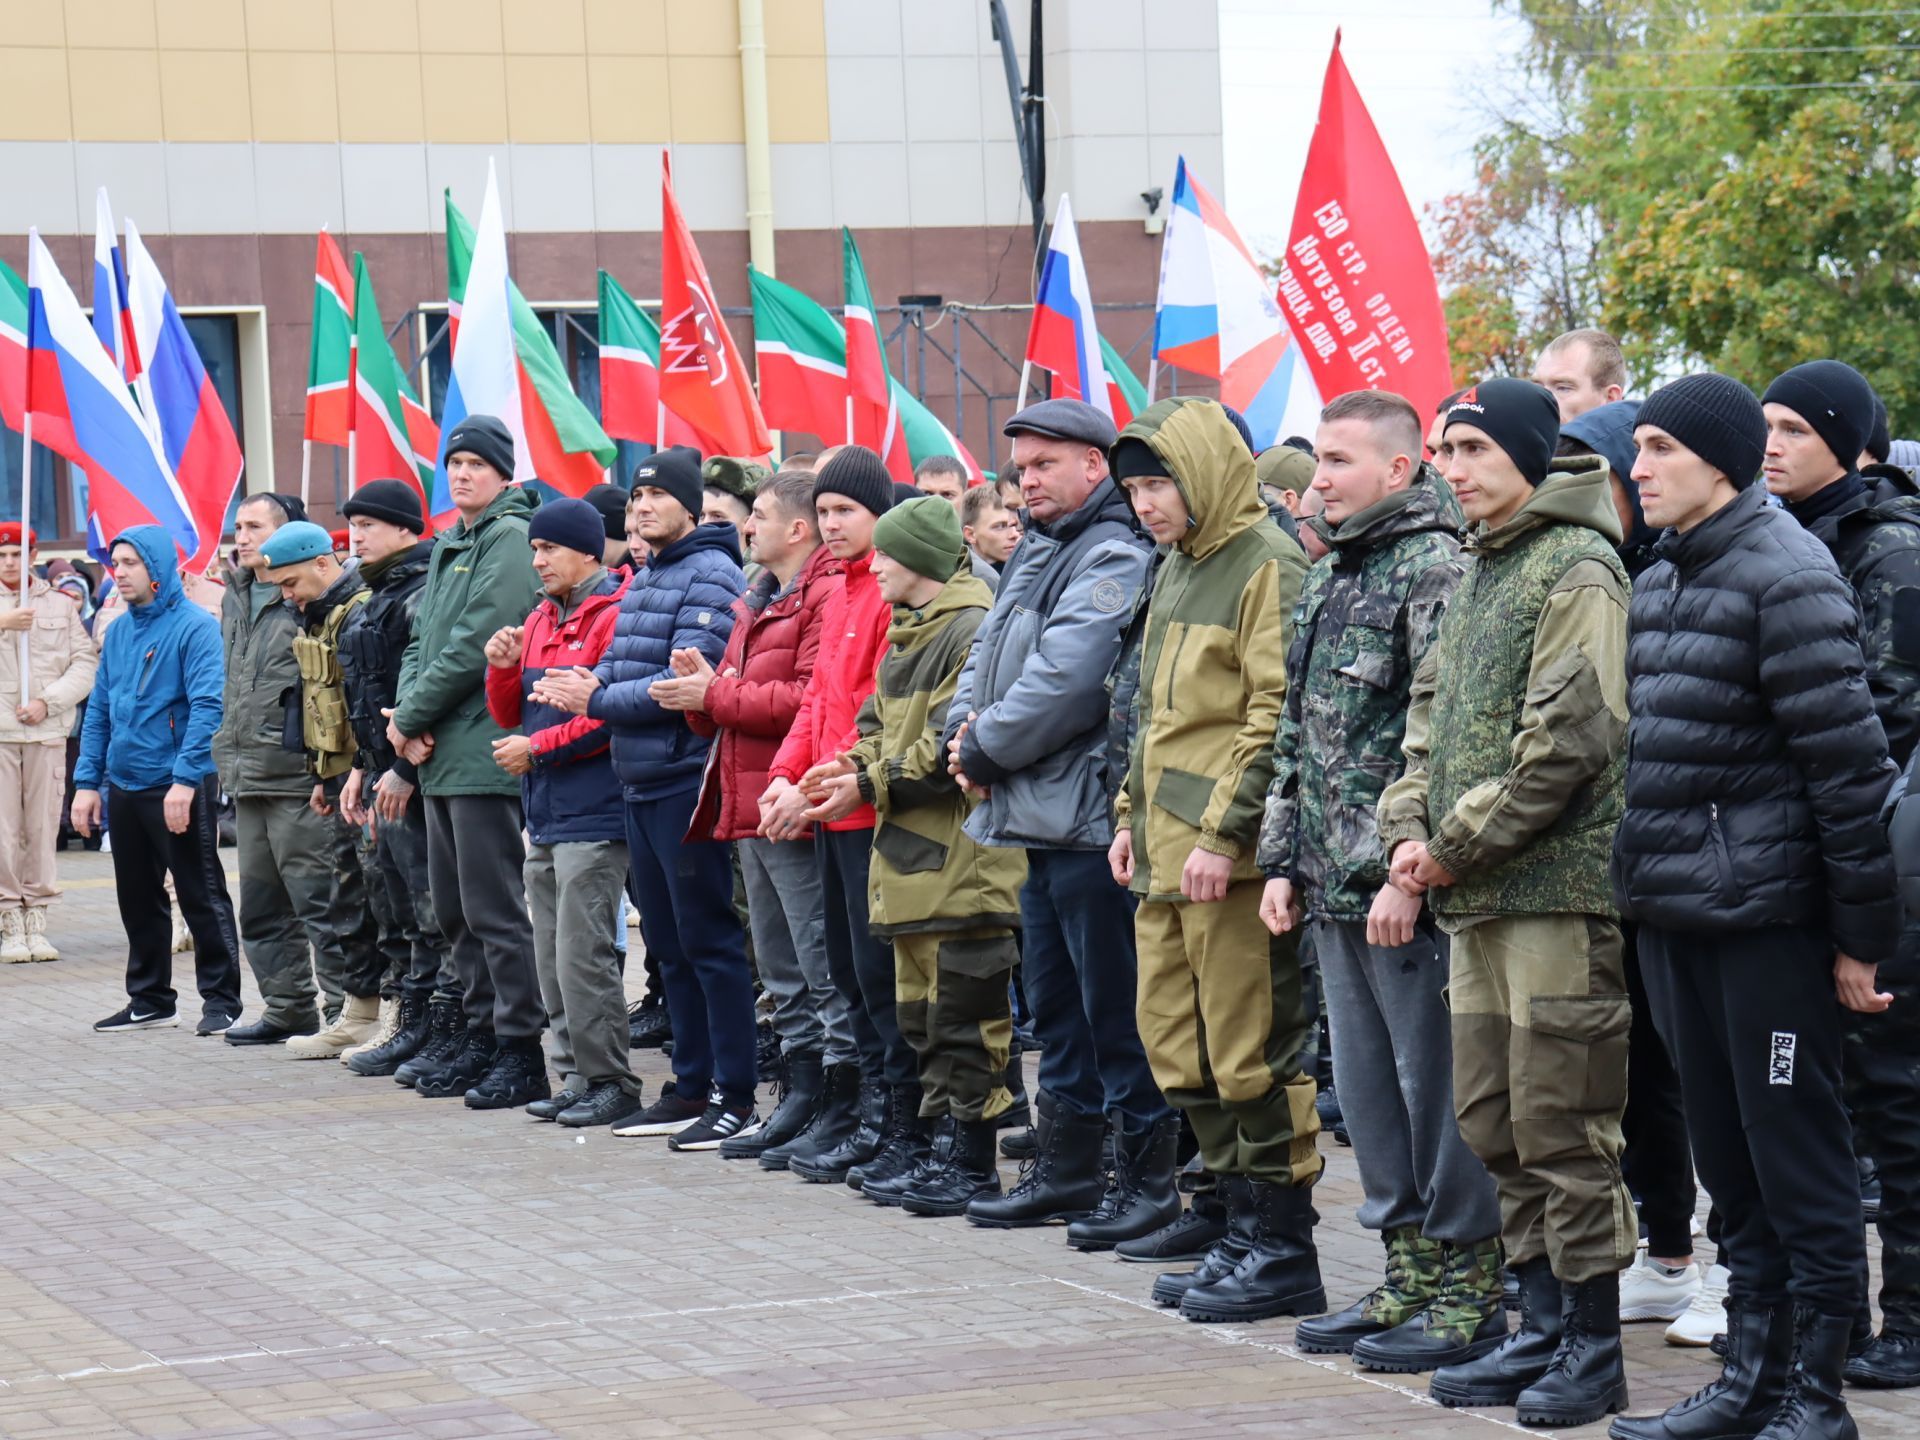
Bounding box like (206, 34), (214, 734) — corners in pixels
(873, 821), (948, 875)
(1152, 766), (1217, 829)
(1706, 804), (1742, 904)
(1515, 993), (1631, 1119)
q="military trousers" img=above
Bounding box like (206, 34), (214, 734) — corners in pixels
(528, 839), (640, 1098)
(322, 807), (384, 1004)
(1134, 881), (1322, 1187)
(893, 926), (1017, 1122)
(234, 795), (354, 1029)
(364, 790), (454, 1002)
(1841, 933), (1920, 1331)
(1445, 911), (1636, 1283)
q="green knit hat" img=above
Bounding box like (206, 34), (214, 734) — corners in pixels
(872, 495), (966, 582)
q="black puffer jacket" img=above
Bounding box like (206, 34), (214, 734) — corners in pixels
(1612, 483), (1900, 961)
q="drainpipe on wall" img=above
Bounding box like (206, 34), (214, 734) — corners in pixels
(738, 0), (776, 276)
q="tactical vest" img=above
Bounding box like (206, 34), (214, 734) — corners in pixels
(293, 590), (370, 780)
(1426, 524), (1624, 919)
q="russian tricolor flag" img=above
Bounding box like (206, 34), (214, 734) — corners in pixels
(1022, 194), (1113, 421)
(432, 160), (524, 518)
(92, 189), (138, 383)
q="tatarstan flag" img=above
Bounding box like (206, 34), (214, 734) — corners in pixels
(841, 227), (910, 481)
(444, 192), (617, 496)
(748, 266), (848, 436)
(598, 269), (700, 449)
(1100, 333), (1150, 427)
(0, 256), (26, 431)
(893, 379), (983, 482)
(351, 252), (437, 507)
(305, 232), (353, 446)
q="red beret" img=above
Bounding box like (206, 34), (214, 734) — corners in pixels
(329, 529), (350, 551)
(0, 524), (37, 547)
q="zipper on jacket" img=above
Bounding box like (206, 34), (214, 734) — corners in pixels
(1162, 625), (1190, 712)
(1706, 801), (1741, 904)
(136, 646), (159, 698)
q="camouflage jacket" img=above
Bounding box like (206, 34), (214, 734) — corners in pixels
(1257, 467), (1464, 920)
(1794, 465), (1920, 769)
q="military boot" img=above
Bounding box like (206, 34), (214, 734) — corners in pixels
(788, 1074), (887, 1182)
(849, 1084), (932, 1197)
(464, 1038), (551, 1110)
(1515, 1273), (1629, 1427)
(722, 1047), (822, 1160)
(964, 1104), (1105, 1227)
(1749, 1311), (1859, 1440)
(1353, 1235), (1508, 1372)
(998, 1037), (1031, 1130)
(1177, 1179), (1325, 1323)
(287, 992), (382, 1059)
(1845, 1327), (1920, 1389)
(415, 1028), (499, 1099)
(392, 1000), (464, 1088)
(900, 1118), (1004, 1217)
(1068, 1114), (1181, 1251)
(1295, 1226), (1435, 1354)
(1116, 1186), (1230, 1265)
(1151, 1176), (1252, 1307)
(1000, 1085), (1049, 1160)
(346, 995), (430, 1077)
(1610, 1298), (1791, 1440)
(1431, 1255), (1563, 1408)
(761, 1062), (858, 1172)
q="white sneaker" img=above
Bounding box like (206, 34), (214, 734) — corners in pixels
(1665, 1262), (1729, 1346)
(1620, 1248), (1702, 1321)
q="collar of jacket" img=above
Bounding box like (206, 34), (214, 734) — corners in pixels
(1654, 480), (1769, 574)
(542, 567), (623, 628)
(302, 562), (368, 631)
(1786, 470), (1868, 535)
(1029, 475), (1139, 545)
(887, 571), (993, 646)
(448, 484), (535, 545)
(1328, 462), (1463, 558)
(751, 540), (838, 615)
(362, 538), (434, 588)
(1465, 453), (1621, 557)
(650, 520), (741, 571)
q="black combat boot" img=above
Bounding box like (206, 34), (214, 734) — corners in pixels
(964, 1104), (1105, 1227)
(1068, 1114), (1181, 1251)
(1750, 1310), (1859, 1440)
(788, 1074), (887, 1182)
(1116, 1187), (1230, 1265)
(998, 1038), (1031, 1130)
(392, 1002), (466, 1089)
(1178, 1179), (1325, 1322)
(1430, 1255), (1562, 1408)
(414, 1028), (498, 1099)
(1611, 1298), (1791, 1439)
(1845, 1327), (1920, 1389)
(900, 1118), (1003, 1217)
(527, 1086), (584, 1120)
(345, 994), (429, 1077)
(849, 1083), (930, 1195)
(627, 994), (671, 1050)
(1151, 1176), (1252, 1307)
(722, 1048), (822, 1160)
(762, 1062), (858, 1172)
(463, 1038), (551, 1110)
(1515, 1273), (1629, 1426)
(1001, 1086), (1049, 1160)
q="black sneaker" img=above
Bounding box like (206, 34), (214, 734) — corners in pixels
(95, 1003), (179, 1032)
(668, 1093), (761, 1152)
(196, 1009), (240, 1036)
(612, 1081), (708, 1137)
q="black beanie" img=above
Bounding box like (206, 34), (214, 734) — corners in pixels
(443, 413), (515, 481)
(1636, 372), (1766, 489)
(527, 496), (607, 560)
(341, 478), (425, 534)
(1444, 377), (1560, 486)
(813, 446), (894, 518)
(1110, 438), (1166, 483)
(582, 483), (631, 541)
(1762, 360), (1876, 471)
(630, 445), (705, 519)
(1868, 395), (1892, 464)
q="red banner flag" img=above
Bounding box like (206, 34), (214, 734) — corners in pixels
(659, 154), (772, 460)
(1275, 32), (1452, 421)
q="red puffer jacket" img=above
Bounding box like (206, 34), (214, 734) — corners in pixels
(688, 543), (844, 841)
(767, 548), (889, 832)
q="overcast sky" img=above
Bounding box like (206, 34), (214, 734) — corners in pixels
(1219, 0), (1530, 258)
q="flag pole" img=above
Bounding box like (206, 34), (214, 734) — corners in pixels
(16, 410), (32, 705)
(844, 395), (853, 445)
(1016, 360), (1032, 414)
(300, 437), (312, 507)
(347, 419), (358, 497)
(1145, 358), (1159, 402)
(656, 396), (666, 453)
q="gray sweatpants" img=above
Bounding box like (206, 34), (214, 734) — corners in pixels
(738, 835), (854, 1065)
(1313, 916), (1501, 1245)
(423, 793), (543, 1042)
(528, 839), (639, 1096)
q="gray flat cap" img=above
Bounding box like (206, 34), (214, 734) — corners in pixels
(1003, 397), (1117, 450)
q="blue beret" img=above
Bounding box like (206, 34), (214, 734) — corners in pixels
(258, 520), (335, 569)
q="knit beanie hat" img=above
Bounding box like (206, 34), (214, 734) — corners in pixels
(1635, 372), (1766, 489)
(1869, 395), (1893, 464)
(341, 477), (425, 534)
(582, 483), (631, 541)
(1444, 377), (1560, 486)
(1761, 360), (1876, 471)
(630, 445), (705, 519)
(442, 414), (515, 481)
(872, 495), (965, 582)
(527, 497), (607, 560)
(813, 445), (894, 518)
(891, 480), (923, 508)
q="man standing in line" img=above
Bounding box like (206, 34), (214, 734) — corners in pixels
(1260, 392), (1505, 1372)
(74, 527), (241, 1033)
(960, 484), (1022, 578)
(1533, 328), (1628, 423)
(387, 418), (544, 1105)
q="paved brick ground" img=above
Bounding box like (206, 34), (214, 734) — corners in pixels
(3, 850), (1915, 1439)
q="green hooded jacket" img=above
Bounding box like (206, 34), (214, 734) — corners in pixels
(847, 570), (1026, 937)
(394, 485), (542, 797)
(1378, 454), (1629, 922)
(213, 565), (310, 798)
(1113, 398), (1309, 903)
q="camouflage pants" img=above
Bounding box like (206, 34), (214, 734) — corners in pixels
(1844, 958), (1920, 1332)
(1446, 912), (1636, 1283)
(893, 927), (1016, 1122)
(1135, 882), (1322, 1187)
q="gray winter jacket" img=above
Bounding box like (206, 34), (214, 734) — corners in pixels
(944, 477), (1150, 851)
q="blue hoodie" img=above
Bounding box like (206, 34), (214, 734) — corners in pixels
(75, 525), (226, 792)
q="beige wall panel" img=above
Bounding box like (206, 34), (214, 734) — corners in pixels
(422, 52), (509, 142)
(501, 0), (583, 56)
(335, 52), (424, 142)
(417, 0), (500, 53)
(160, 50), (252, 142)
(583, 0), (663, 55)
(0, 47), (75, 141)
(64, 0), (155, 48)
(766, 56), (829, 145)
(0, 0), (67, 47)
(764, 0), (824, 55)
(242, 0), (333, 51)
(663, 0), (736, 56)
(505, 54), (590, 143)
(330, 0), (418, 51)
(249, 51), (339, 142)
(667, 55), (742, 144)
(68, 48), (163, 141)
(587, 55), (670, 144)
(158, 0), (246, 49)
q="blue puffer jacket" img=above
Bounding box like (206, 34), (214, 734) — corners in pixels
(75, 525), (226, 793)
(590, 522), (744, 800)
